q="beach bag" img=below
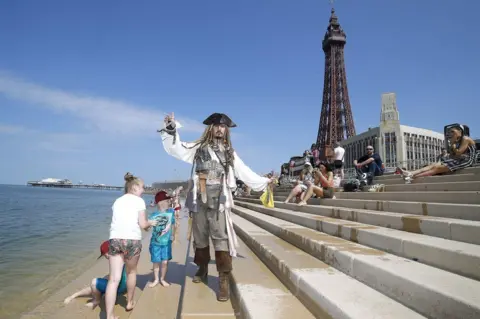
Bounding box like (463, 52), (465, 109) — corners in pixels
(343, 179), (360, 192)
(260, 186), (274, 208)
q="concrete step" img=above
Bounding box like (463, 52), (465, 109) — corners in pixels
(374, 166), (480, 181)
(179, 246), (238, 318)
(242, 195), (480, 222)
(235, 201), (480, 280)
(267, 191), (480, 205)
(335, 191), (480, 205)
(130, 217), (190, 319)
(233, 214), (426, 319)
(273, 181), (480, 193)
(231, 236), (315, 318)
(378, 173), (479, 185)
(384, 181), (480, 192)
(238, 197), (480, 245)
(179, 234), (315, 318)
(310, 198), (480, 221)
(232, 205), (480, 319)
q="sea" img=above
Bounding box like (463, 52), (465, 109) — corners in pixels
(0, 185), (155, 319)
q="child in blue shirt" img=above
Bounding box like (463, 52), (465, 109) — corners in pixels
(148, 191), (176, 287)
(64, 241), (127, 309)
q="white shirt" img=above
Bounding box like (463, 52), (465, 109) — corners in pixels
(109, 194), (146, 240)
(334, 146), (345, 162)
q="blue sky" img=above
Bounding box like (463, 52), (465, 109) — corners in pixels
(1, 0), (478, 186)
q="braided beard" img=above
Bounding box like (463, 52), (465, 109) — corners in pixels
(212, 136), (225, 151)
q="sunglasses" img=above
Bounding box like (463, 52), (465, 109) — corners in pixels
(366, 148), (373, 151)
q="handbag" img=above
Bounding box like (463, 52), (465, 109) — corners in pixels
(260, 186), (274, 208)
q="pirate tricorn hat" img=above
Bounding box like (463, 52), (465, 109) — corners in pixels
(203, 113), (237, 128)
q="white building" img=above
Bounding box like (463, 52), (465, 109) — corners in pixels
(341, 93), (445, 170)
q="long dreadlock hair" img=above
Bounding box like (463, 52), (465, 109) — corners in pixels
(184, 124), (235, 167)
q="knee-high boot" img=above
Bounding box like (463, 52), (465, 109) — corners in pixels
(215, 251), (232, 302)
(193, 246), (210, 283)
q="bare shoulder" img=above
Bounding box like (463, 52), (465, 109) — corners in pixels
(462, 136), (475, 145)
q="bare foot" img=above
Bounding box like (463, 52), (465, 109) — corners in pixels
(63, 296), (74, 304)
(298, 201), (307, 206)
(85, 301), (99, 309)
(160, 280), (170, 287)
(148, 280), (159, 288)
(396, 167), (411, 178)
(126, 301), (136, 312)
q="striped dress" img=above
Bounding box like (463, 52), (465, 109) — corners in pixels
(442, 143), (477, 172)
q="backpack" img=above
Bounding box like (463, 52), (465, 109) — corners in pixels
(343, 179), (361, 192)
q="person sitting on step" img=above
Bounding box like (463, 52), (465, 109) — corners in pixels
(354, 145), (384, 185)
(283, 162), (314, 203)
(398, 125), (476, 183)
(298, 162), (335, 206)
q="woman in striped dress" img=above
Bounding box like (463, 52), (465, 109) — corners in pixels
(398, 126), (476, 183)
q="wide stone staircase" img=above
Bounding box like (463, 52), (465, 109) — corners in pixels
(230, 166), (480, 318)
(23, 167), (480, 319)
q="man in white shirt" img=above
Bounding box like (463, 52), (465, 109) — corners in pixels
(333, 142), (345, 180)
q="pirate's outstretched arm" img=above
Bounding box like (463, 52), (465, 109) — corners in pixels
(159, 119), (199, 164)
(233, 151), (270, 192)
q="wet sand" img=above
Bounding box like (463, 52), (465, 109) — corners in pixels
(21, 214), (189, 319)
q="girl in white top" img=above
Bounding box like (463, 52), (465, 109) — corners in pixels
(105, 172), (157, 319)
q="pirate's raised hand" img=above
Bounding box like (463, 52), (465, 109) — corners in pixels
(164, 112), (176, 130)
(164, 112), (174, 124)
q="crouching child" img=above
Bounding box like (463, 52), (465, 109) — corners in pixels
(64, 240), (127, 309)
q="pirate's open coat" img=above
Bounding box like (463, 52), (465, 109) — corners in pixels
(160, 121), (270, 256)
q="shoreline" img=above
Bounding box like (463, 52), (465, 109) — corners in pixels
(21, 234), (153, 319)
(9, 246), (101, 319)
(19, 203), (186, 319)
(0, 188), (180, 319)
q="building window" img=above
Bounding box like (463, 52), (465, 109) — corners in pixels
(384, 132), (397, 167)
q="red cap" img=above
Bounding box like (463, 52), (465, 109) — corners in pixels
(155, 191), (171, 204)
(98, 240), (109, 259)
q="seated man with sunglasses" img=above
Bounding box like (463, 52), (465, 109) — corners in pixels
(353, 146), (384, 184)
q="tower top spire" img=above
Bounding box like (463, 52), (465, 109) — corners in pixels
(322, 5), (346, 50)
(329, 0), (336, 18)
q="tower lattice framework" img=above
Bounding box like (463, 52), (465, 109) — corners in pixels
(316, 8), (356, 158)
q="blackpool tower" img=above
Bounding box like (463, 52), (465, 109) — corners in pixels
(316, 7), (356, 158)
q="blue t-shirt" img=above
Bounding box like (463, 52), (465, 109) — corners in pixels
(149, 208), (175, 246)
